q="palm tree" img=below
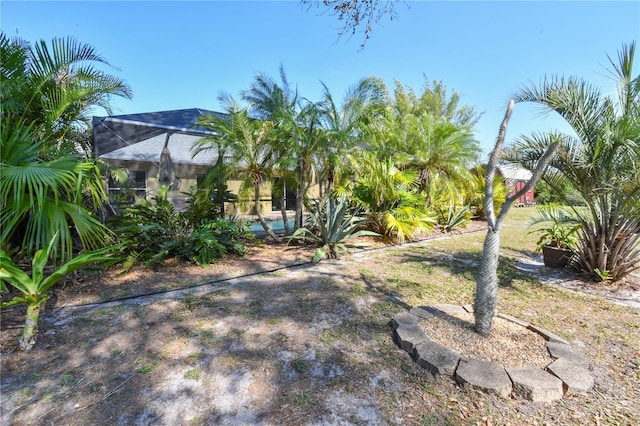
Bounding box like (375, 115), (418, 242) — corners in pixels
(392, 77), (482, 130)
(196, 97), (281, 242)
(316, 77), (387, 199)
(475, 100), (558, 335)
(1, 32), (132, 156)
(509, 42), (640, 281)
(242, 66), (299, 234)
(400, 112), (481, 208)
(352, 156), (436, 242)
(1, 120), (113, 262)
(286, 99), (326, 230)
(0, 33), (131, 262)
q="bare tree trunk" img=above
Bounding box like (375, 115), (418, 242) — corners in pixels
(474, 99), (558, 335)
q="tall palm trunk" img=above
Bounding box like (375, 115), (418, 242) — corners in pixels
(254, 182), (280, 243)
(278, 181), (291, 235)
(295, 158), (306, 230)
(475, 229), (500, 334)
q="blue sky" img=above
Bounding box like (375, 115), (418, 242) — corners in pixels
(2, 1), (639, 154)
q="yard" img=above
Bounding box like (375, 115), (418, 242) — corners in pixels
(1, 209), (639, 425)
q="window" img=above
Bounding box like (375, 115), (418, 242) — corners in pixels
(107, 170), (147, 205)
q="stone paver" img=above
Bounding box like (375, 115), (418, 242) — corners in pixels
(455, 358), (512, 397)
(394, 324), (428, 353)
(497, 312), (530, 328)
(409, 306), (438, 320)
(392, 311), (419, 329)
(506, 367), (564, 402)
(414, 338), (460, 376)
(432, 303), (467, 316)
(547, 357), (594, 394)
(528, 325), (570, 344)
(547, 341), (588, 367)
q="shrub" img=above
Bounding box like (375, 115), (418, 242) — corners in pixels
(108, 187), (249, 270)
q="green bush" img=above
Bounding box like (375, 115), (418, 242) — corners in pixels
(107, 187), (249, 270)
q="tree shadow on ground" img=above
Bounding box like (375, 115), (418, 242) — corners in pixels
(392, 250), (543, 290)
(0, 265), (407, 425)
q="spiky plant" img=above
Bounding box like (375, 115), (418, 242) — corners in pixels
(289, 196), (378, 263)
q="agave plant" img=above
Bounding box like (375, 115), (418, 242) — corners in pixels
(0, 233), (120, 351)
(289, 196), (379, 263)
(440, 206), (472, 234)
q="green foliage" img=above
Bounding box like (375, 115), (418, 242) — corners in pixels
(0, 32), (130, 262)
(181, 185), (237, 225)
(0, 117), (114, 262)
(438, 206), (472, 233)
(510, 42), (640, 281)
(352, 158), (436, 242)
(108, 187), (249, 269)
(392, 77), (482, 129)
(464, 166), (507, 220)
(0, 32), (132, 152)
(527, 206), (581, 251)
(288, 196), (378, 263)
(196, 97), (282, 241)
(0, 232), (120, 350)
(593, 268), (613, 282)
(534, 179), (582, 206)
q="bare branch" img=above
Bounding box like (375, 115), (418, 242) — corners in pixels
(301, 0), (400, 48)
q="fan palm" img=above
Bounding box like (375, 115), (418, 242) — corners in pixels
(353, 157), (436, 242)
(1, 116), (114, 262)
(509, 42), (640, 281)
(0, 33), (131, 262)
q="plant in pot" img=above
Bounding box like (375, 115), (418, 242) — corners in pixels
(527, 206), (581, 267)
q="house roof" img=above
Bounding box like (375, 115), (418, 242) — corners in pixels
(93, 108), (227, 158)
(96, 108), (225, 134)
(98, 132), (226, 166)
(496, 163), (532, 181)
